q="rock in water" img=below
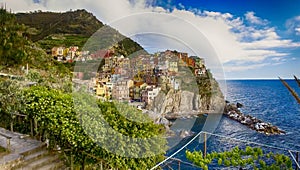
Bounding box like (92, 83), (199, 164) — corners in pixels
(179, 130), (194, 138)
(236, 102), (243, 108)
(224, 102), (285, 135)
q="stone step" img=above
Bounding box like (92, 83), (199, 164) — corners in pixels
(15, 154), (59, 170)
(23, 149), (48, 162)
(0, 153), (22, 170)
(36, 160), (66, 170)
(12, 149), (48, 169)
(19, 143), (47, 157)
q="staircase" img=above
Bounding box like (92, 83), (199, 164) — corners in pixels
(12, 144), (66, 170)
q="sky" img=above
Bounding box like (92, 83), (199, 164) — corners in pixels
(1, 0), (300, 79)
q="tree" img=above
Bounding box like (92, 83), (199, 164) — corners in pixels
(0, 8), (28, 67)
(0, 79), (24, 131)
(23, 86), (167, 169)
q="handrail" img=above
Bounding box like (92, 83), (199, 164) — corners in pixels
(203, 131), (300, 153)
(288, 150), (300, 169)
(0, 131), (12, 151)
(150, 130), (203, 170)
(151, 131), (300, 170)
(0, 132), (12, 139)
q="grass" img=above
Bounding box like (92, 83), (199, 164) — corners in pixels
(38, 35), (89, 50)
(0, 145), (8, 157)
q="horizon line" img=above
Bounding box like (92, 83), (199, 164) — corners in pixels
(217, 77), (296, 80)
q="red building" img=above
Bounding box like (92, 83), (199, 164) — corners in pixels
(187, 57), (195, 68)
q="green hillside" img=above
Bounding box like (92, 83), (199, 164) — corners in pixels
(0, 8), (69, 79)
(16, 9), (103, 41)
(15, 9), (144, 56)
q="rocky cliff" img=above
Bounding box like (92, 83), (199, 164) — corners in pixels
(148, 76), (225, 120)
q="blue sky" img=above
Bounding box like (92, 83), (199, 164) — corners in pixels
(2, 0), (300, 79)
(162, 0), (300, 41)
(149, 0), (300, 79)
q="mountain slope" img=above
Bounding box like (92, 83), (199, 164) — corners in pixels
(16, 9), (103, 41)
(16, 9), (144, 56)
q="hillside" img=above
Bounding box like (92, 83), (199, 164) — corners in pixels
(16, 9), (103, 40)
(16, 9), (144, 56)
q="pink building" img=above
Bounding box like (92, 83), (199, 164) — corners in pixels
(112, 80), (130, 101)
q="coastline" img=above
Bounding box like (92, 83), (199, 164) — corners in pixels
(224, 102), (285, 135)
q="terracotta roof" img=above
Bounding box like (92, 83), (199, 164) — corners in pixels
(134, 81), (144, 87)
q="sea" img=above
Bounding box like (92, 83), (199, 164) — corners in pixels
(162, 80), (300, 169)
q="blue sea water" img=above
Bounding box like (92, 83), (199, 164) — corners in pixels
(163, 80), (300, 169)
(222, 80), (300, 150)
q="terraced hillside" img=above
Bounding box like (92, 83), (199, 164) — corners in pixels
(16, 9), (144, 56)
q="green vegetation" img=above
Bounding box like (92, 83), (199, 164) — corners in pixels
(82, 25), (145, 57)
(21, 86), (167, 169)
(16, 9), (145, 57)
(38, 35), (89, 50)
(0, 146), (6, 153)
(186, 146), (293, 170)
(0, 146), (8, 157)
(0, 81), (167, 169)
(0, 79), (24, 132)
(0, 8), (72, 77)
(0, 7), (227, 169)
(0, 8), (28, 67)
(115, 38), (146, 57)
(196, 69), (221, 98)
(16, 9), (103, 41)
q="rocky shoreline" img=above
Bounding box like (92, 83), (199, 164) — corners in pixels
(144, 85), (285, 136)
(224, 102), (286, 135)
(145, 101), (286, 137)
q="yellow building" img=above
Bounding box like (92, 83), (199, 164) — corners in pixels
(63, 48), (69, 57)
(127, 79), (134, 89)
(168, 61), (178, 72)
(99, 76), (110, 83)
(96, 82), (108, 97)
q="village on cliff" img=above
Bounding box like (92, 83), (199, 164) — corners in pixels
(51, 46), (208, 108)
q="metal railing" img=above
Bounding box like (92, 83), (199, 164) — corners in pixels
(151, 131), (300, 170)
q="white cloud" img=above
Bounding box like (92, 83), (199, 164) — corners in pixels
(295, 27), (300, 35)
(2, 0), (300, 76)
(244, 11), (267, 25)
(286, 16), (300, 36)
(272, 57), (286, 62)
(202, 10), (233, 20)
(178, 3), (184, 9)
(224, 63), (268, 72)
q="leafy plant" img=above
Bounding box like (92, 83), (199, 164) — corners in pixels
(186, 146), (293, 170)
(22, 86), (167, 169)
(0, 8), (28, 67)
(0, 79), (25, 131)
